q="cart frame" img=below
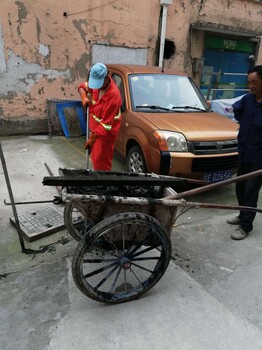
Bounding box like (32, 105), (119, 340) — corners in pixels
(42, 168), (262, 304)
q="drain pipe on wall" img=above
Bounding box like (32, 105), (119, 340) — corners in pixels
(159, 0), (173, 69)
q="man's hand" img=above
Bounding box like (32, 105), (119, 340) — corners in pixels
(79, 88), (90, 108)
(84, 132), (98, 154)
(81, 97), (90, 108)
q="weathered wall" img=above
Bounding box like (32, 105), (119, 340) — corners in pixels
(164, 0), (262, 72)
(0, 0), (160, 134)
(0, 0), (261, 135)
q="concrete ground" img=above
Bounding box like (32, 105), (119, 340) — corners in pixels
(1, 135), (262, 350)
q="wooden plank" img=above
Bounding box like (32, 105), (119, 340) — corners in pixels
(64, 107), (83, 137)
(42, 175), (184, 187)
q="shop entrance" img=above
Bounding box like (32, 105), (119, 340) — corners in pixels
(200, 35), (255, 100)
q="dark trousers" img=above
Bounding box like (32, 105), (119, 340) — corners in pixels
(236, 160), (262, 232)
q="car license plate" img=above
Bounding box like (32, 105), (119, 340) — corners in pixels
(203, 171), (232, 183)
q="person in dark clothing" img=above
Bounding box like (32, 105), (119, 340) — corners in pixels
(227, 65), (262, 240)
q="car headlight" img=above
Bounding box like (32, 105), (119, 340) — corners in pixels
(153, 130), (188, 152)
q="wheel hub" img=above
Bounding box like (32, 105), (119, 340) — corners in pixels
(120, 257), (131, 270)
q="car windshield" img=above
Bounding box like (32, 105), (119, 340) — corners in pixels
(129, 74), (208, 111)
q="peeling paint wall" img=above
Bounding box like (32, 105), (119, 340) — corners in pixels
(0, 21), (7, 71)
(0, 0), (159, 134)
(164, 0), (262, 74)
(0, 0), (261, 134)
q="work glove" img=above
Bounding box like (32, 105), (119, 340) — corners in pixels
(84, 132), (98, 154)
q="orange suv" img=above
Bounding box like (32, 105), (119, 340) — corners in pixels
(107, 64), (239, 182)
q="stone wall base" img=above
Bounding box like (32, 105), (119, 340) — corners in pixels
(0, 118), (48, 136)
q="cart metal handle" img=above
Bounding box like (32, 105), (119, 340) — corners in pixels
(177, 201), (262, 214)
(166, 169), (262, 200)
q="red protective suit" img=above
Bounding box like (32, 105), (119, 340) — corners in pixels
(78, 77), (122, 170)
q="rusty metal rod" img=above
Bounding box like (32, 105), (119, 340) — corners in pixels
(4, 196), (62, 206)
(166, 169), (262, 200)
(151, 173), (207, 186)
(44, 162), (62, 194)
(0, 142), (26, 252)
(0, 143), (52, 254)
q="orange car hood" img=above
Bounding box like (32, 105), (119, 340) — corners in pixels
(138, 111), (238, 141)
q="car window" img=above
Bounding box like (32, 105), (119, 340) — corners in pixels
(129, 74), (208, 111)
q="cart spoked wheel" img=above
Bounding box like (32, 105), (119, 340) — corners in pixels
(72, 212), (171, 303)
(64, 201), (93, 241)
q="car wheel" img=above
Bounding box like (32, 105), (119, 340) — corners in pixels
(127, 146), (147, 173)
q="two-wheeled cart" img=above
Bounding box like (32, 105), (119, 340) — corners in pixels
(43, 168), (262, 304)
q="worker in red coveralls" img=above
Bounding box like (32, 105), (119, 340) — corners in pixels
(78, 63), (122, 170)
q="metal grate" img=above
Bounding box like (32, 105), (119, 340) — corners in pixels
(189, 140), (238, 155)
(10, 205), (65, 242)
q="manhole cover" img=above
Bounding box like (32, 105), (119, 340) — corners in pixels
(10, 205), (65, 242)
